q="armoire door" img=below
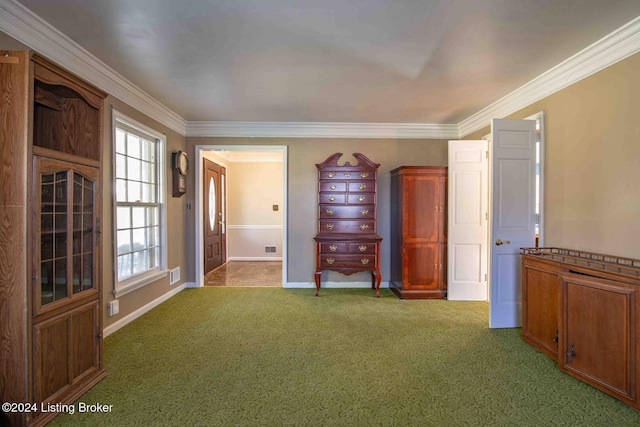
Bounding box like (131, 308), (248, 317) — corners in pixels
(203, 158), (226, 274)
(403, 175), (441, 242)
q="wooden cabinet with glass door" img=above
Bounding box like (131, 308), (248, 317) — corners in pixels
(0, 51), (106, 427)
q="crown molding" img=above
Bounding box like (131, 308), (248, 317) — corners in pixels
(3, 1), (639, 140)
(0, 0), (187, 135)
(186, 121), (459, 139)
(458, 16), (640, 137)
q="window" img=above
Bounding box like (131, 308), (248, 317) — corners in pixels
(113, 112), (167, 296)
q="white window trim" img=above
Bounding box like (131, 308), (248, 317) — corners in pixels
(112, 109), (168, 298)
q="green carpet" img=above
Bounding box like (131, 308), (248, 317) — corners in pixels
(49, 288), (640, 426)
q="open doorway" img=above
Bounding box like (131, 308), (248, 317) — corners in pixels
(194, 145), (287, 288)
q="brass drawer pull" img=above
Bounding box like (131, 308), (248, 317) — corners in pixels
(361, 209), (368, 216)
(358, 196), (365, 202)
(326, 258), (335, 265)
(329, 245), (338, 252)
(361, 173), (369, 178)
(327, 172), (334, 178)
(360, 224), (369, 230)
(361, 258), (370, 265)
(326, 224), (335, 230)
(359, 184), (366, 190)
(344, 173), (351, 177)
(329, 196), (336, 202)
(330, 184), (336, 190)
(326, 209), (334, 216)
(358, 245), (367, 252)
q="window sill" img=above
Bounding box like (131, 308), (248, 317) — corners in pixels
(114, 269), (169, 298)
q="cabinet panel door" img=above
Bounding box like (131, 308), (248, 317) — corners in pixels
(71, 301), (101, 381)
(33, 301), (101, 404)
(522, 263), (559, 358)
(403, 243), (439, 289)
(33, 315), (70, 403)
(560, 274), (636, 402)
(403, 176), (439, 241)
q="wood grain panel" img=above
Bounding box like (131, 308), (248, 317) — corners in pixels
(33, 89), (100, 160)
(404, 176), (438, 241)
(34, 315), (70, 402)
(71, 302), (99, 380)
(561, 276), (636, 401)
(0, 51), (29, 427)
(0, 207), (28, 415)
(32, 56), (105, 109)
(404, 243), (439, 289)
(33, 102), (62, 152)
(0, 50), (29, 207)
(522, 260), (559, 358)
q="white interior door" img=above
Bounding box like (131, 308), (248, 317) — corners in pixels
(447, 140), (488, 301)
(489, 118), (537, 328)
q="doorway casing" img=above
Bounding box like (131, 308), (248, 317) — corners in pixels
(193, 145), (288, 288)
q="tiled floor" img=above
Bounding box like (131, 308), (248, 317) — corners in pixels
(204, 261), (282, 287)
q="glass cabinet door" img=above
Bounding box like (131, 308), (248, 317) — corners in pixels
(36, 157), (99, 314)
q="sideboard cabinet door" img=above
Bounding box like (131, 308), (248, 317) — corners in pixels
(559, 273), (637, 405)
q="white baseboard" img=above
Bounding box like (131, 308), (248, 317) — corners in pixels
(285, 281), (390, 289)
(103, 283), (187, 337)
(228, 257), (283, 261)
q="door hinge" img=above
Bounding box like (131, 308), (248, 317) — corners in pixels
(484, 274), (487, 282)
(485, 212), (488, 220)
(485, 151), (489, 159)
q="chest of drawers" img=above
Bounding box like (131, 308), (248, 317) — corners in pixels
(313, 153), (382, 296)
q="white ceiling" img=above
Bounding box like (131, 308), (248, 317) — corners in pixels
(3, 0), (640, 134)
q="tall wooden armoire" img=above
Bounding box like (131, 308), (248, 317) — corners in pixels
(390, 166), (447, 299)
(0, 51), (106, 427)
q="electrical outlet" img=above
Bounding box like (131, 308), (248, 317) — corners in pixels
(265, 246), (276, 253)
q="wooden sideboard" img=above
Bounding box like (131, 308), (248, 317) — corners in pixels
(522, 247), (640, 410)
(314, 153), (382, 297)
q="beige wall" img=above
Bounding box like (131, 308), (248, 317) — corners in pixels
(102, 96), (187, 329)
(465, 52), (640, 259)
(227, 161), (283, 259)
(228, 162), (283, 226)
(185, 138), (448, 283)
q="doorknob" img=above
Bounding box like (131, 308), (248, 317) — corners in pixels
(495, 239), (511, 246)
